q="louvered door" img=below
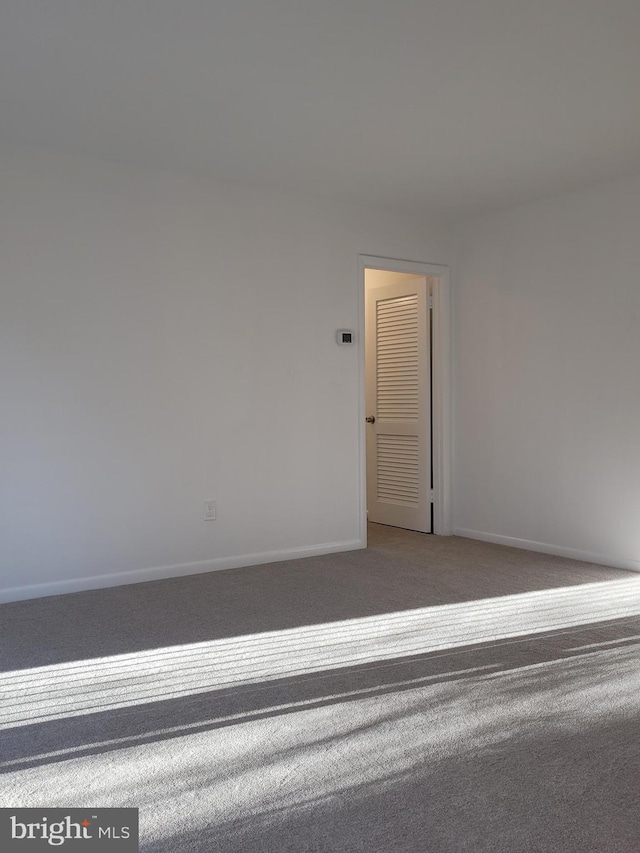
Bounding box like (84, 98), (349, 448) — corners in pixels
(365, 279), (431, 532)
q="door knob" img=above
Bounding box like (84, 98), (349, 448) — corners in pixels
(365, 416), (376, 424)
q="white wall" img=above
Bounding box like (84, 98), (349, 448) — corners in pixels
(0, 146), (450, 602)
(364, 270), (424, 289)
(453, 174), (640, 571)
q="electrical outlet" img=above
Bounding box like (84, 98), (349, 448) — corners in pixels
(204, 500), (216, 521)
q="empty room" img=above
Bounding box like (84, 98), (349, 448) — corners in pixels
(2, 2), (640, 851)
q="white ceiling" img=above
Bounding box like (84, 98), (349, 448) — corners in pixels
(2, 0), (640, 221)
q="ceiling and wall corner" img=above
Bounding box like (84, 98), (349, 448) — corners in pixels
(1, 1), (640, 222)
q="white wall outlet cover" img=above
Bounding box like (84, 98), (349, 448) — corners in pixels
(336, 329), (355, 345)
(204, 500), (216, 521)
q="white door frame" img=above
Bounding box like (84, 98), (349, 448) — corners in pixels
(358, 255), (452, 541)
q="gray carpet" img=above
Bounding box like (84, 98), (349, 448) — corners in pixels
(1, 524), (640, 852)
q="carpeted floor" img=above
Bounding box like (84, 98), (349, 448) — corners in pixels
(1, 524), (640, 851)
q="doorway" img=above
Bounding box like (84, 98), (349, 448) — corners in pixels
(358, 256), (451, 542)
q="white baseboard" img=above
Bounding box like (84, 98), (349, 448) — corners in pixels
(0, 539), (366, 604)
(453, 527), (640, 574)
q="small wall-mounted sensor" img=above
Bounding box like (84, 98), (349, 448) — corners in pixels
(336, 330), (355, 345)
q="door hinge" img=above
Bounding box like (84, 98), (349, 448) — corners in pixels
(428, 295), (434, 309)
(429, 489), (434, 503)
